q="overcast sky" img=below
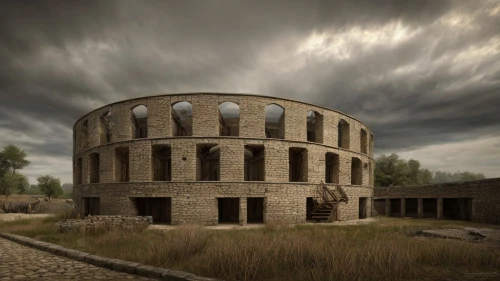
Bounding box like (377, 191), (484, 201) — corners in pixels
(1, 0), (499, 184)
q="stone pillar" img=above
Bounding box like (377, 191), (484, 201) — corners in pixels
(418, 198), (423, 219)
(239, 197), (247, 225)
(385, 199), (391, 217)
(401, 198), (406, 218)
(437, 198), (443, 219)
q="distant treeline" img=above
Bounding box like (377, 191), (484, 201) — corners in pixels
(375, 153), (486, 187)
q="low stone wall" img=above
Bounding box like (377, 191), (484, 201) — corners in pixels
(56, 215), (150, 233)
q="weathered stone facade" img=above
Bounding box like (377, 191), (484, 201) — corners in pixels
(373, 178), (500, 224)
(73, 93), (375, 224)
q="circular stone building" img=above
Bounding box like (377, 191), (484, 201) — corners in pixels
(73, 93), (374, 225)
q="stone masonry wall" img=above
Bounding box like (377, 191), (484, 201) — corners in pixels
(74, 183), (372, 225)
(73, 93), (375, 224)
(374, 178), (500, 224)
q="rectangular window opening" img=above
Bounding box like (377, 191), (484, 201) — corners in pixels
(289, 147), (307, 182)
(115, 147), (129, 182)
(152, 145), (171, 181)
(244, 145), (265, 181)
(196, 144), (220, 181)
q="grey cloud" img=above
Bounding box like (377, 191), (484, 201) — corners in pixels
(0, 0), (499, 182)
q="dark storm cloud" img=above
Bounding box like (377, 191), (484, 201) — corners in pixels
(0, 0), (499, 182)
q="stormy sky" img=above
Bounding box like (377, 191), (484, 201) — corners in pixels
(0, 0), (499, 184)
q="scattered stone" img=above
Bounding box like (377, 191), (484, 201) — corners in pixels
(55, 216), (150, 233)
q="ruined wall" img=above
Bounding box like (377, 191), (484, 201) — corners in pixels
(374, 178), (500, 224)
(73, 93), (375, 224)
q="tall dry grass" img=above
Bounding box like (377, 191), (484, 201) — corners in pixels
(1, 219), (498, 281)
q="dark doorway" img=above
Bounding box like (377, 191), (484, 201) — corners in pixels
(359, 197), (367, 219)
(373, 199), (386, 216)
(135, 197), (171, 224)
(83, 197), (100, 216)
(306, 197), (315, 220)
(423, 198), (437, 218)
(247, 198), (264, 223)
(218, 198), (239, 223)
(443, 198), (472, 221)
(405, 198), (418, 218)
(390, 199), (401, 217)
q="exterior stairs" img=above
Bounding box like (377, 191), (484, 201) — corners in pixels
(311, 181), (349, 222)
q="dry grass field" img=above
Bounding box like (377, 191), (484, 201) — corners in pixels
(0, 216), (499, 281)
(0, 194), (72, 214)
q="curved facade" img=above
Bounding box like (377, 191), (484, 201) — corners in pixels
(73, 93), (375, 224)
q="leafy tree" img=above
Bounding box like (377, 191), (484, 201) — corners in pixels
(37, 175), (63, 201)
(0, 145), (30, 173)
(375, 154), (431, 187)
(16, 174), (29, 194)
(0, 173), (27, 199)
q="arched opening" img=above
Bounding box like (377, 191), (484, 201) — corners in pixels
(100, 111), (111, 145)
(265, 104), (285, 139)
(351, 157), (362, 185)
(196, 144), (220, 181)
(360, 129), (367, 154)
(219, 102), (240, 136)
(338, 119), (350, 149)
(172, 102), (193, 136)
(244, 145), (265, 181)
(325, 152), (339, 184)
(307, 111), (323, 143)
(82, 120), (89, 149)
(131, 105), (147, 139)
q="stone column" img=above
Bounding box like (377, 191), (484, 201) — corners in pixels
(385, 199), (391, 217)
(418, 198), (423, 219)
(401, 198), (406, 218)
(437, 198), (443, 219)
(239, 197), (247, 225)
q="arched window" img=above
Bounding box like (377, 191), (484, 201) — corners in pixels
(219, 102), (240, 136)
(338, 119), (350, 149)
(325, 152), (339, 184)
(360, 129), (367, 154)
(171, 102), (193, 136)
(265, 104), (285, 139)
(100, 111), (111, 145)
(307, 111), (323, 143)
(351, 157), (362, 185)
(131, 105), (147, 139)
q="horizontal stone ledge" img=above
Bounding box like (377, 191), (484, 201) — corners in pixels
(0, 232), (222, 281)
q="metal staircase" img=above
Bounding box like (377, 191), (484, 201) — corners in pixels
(310, 181), (349, 222)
